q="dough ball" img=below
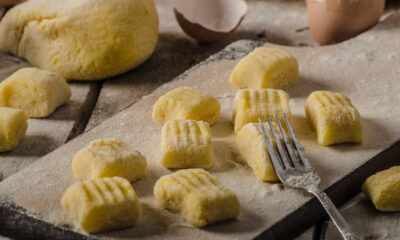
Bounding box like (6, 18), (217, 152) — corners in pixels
(152, 87), (221, 125)
(72, 138), (147, 182)
(0, 0), (159, 80)
(61, 177), (142, 233)
(0, 107), (28, 152)
(305, 91), (362, 145)
(230, 47), (299, 90)
(154, 169), (240, 227)
(362, 166), (400, 211)
(161, 120), (213, 169)
(0, 67), (71, 117)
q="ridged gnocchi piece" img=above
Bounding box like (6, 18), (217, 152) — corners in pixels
(152, 87), (220, 125)
(230, 47), (299, 90)
(72, 138), (146, 182)
(236, 123), (279, 181)
(0, 68), (71, 117)
(233, 88), (291, 133)
(61, 177), (142, 233)
(305, 91), (362, 145)
(161, 120), (212, 169)
(0, 107), (28, 152)
(362, 166), (400, 211)
(154, 169), (240, 227)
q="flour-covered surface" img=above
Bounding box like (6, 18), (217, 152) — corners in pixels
(0, 53), (91, 179)
(323, 195), (400, 239)
(0, 11), (400, 240)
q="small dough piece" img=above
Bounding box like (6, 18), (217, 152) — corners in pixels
(233, 88), (291, 133)
(72, 138), (146, 182)
(152, 87), (220, 125)
(0, 68), (71, 117)
(154, 169), (240, 227)
(0, 107), (28, 152)
(362, 166), (400, 211)
(61, 177), (142, 233)
(236, 123), (279, 181)
(305, 91), (362, 145)
(230, 47), (299, 89)
(0, 0), (158, 80)
(161, 119), (212, 169)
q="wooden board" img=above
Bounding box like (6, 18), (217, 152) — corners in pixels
(0, 11), (399, 240)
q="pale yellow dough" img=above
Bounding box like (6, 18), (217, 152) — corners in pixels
(61, 177), (142, 233)
(161, 119), (213, 169)
(362, 166), (400, 211)
(0, 68), (71, 117)
(230, 47), (299, 89)
(154, 169), (240, 227)
(72, 138), (146, 182)
(152, 87), (220, 125)
(305, 91), (362, 145)
(0, 107), (28, 152)
(233, 88), (291, 133)
(0, 0), (158, 80)
(236, 123), (279, 181)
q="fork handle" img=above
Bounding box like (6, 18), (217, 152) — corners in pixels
(308, 187), (359, 240)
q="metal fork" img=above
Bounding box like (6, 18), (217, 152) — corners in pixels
(258, 113), (358, 240)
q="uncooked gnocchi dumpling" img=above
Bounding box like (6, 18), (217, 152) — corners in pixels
(161, 119), (213, 169)
(0, 107), (28, 152)
(154, 169), (240, 227)
(0, 68), (71, 117)
(362, 166), (400, 211)
(233, 88), (291, 133)
(61, 177), (142, 233)
(152, 87), (220, 125)
(72, 138), (146, 182)
(236, 123), (279, 181)
(230, 47), (299, 90)
(305, 91), (362, 145)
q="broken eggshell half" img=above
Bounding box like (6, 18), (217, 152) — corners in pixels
(307, 0), (385, 45)
(173, 0), (248, 43)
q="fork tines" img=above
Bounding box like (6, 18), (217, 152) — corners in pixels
(258, 113), (311, 172)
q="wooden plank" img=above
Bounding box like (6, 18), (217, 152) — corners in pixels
(86, 0), (315, 130)
(0, 53), (93, 180)
(0, 11), (399, 239)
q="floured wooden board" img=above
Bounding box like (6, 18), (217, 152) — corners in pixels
(1, 12), (400, 240)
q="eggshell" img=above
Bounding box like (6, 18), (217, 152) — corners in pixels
(307, 0), (385, 45)
(173, 0), (248, 42)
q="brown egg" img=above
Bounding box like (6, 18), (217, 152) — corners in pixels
(307, 0), (385, 45)
(173, 0), (248, 43)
